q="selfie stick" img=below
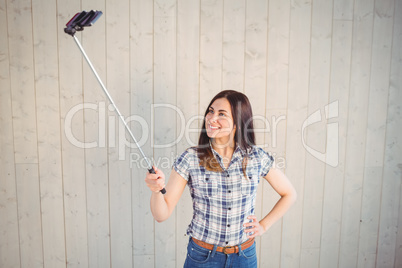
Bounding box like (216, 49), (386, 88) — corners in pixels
(64, 10), (166, 194)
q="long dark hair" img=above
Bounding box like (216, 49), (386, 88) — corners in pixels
(198, 90), (255, 172)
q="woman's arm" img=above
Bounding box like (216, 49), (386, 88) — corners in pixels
(145, 167), (188, 222)
(244, 168), (297, 238)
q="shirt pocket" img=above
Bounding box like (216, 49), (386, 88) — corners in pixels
(196, 175), (219, 197)
(241, 173), (259, 196)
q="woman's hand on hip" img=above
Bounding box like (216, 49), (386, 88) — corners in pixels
(244, 215), (267, 239)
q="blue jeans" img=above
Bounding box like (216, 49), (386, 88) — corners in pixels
(183, 238), (257, 268)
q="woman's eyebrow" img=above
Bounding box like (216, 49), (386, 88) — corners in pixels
(209, 106), (228, 113)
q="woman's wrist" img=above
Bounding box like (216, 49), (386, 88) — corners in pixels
(259, 220), (269, 234)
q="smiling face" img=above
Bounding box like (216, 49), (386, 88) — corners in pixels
(205, 98), (236, 143)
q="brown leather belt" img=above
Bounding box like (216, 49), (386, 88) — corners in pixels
(191, 237), (255, 254)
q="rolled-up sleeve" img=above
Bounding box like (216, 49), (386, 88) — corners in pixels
(172, 149), (191, 181)
(257, 148), (274, 177)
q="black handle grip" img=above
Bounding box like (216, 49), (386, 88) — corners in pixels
(148, 167), (166, 194)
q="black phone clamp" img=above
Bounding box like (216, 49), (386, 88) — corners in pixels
(64, 10), (103, 36)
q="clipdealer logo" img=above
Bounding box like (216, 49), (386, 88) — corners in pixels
(63, 100), (339, 167)
(301, 100), (339, 167)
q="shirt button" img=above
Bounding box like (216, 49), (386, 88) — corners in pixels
(227, 224), (230, 227)
(226, 242), (229, 244)
(228, 190), (231, 193)
(226, 174), (230, 177)
(228, 208), (231, 210)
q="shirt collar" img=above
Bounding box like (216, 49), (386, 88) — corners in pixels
(209, 141), (247, 163)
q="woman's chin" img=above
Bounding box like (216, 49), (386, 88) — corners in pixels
(206, 132), (216, 139)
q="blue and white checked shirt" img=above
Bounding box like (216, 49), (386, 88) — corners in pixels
(173, 144), (274, 247)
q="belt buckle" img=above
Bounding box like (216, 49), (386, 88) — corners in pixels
(222, 245), (233, 254)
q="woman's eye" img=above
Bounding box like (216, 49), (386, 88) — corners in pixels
(219, 113), (225, 116)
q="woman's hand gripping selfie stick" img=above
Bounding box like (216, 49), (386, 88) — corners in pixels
(64, 10), (166, 194)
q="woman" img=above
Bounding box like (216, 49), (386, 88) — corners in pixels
(145, 90), (296, 267)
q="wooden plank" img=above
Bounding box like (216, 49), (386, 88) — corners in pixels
(244, 0), (268, 146)
(376, 0), (402, 266)
(396, 196), (402, 268)
(0, 1), (20, 266)
(176, 0), (200, 265)
(7, 0), (38, 165)
(339, 0), (375, 266)
(261, 0), (290, 264)
(104, 0), (133, 266)
(153, 0), (177, 267)
(319, 20), (353, 268)
(300, 0), (333, 267)
(334, 0), (354, 20)
(243, 0), (268, 264)
(199, 0), (224, 109)
(357, 0), (394, 267)
(266, 0), (290, 111)
(260, 109), (287, 268)
(31, 0), (66, 267)
(134, 255), (154, 268)
(130, 0), (155, 266)
(80, 1), (110, 267)
(57, 3), (89, 266)
(222, 0), (245, 90)
(281, 0), (312, 267)
(15, 164), (43, 267)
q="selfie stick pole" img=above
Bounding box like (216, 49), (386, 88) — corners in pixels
(65, 11), (166, 194)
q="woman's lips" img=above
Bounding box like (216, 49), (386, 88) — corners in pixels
(208, 123), (220, 130)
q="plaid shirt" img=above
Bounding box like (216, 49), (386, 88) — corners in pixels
(173, 144), (274, 247)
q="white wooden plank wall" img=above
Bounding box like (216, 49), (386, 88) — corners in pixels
(243, 0), (268, 264)
(130, 0), (155, 267)
(0, 0), (401, 267)
(32, 0), (65, 266)
(282, 0), (312, 267)
(176, 0), (200, 266)
(0, 0), (19, 267)
(301, 0), (332, 266)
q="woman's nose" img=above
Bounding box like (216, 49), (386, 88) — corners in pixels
(210, 114), (218, 123)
